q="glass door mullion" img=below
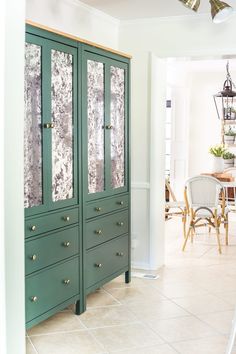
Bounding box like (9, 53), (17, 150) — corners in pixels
(42, 43), (52, 211)
(104, 63), (112, 194)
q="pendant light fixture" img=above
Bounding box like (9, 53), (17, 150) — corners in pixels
(210, 0), (233, 23)
(178, 0), (234, 23)
(178, 0), (201, 12)
(213, 62), (236, 121)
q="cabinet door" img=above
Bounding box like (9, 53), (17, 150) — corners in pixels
(82, 51), (129, 200)
(24, 34), (78, 216)
(109, 61), (128, 193)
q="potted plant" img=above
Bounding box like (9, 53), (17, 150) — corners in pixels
(231, 107), (236, 120)
(224, 126), (236, 145)
(222, 151), (235, 169)
(209, 144), (226, 173)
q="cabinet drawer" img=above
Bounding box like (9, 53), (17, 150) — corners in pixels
(86, 195), (129, 219)
(86, 235), (128, 289)
(25, 226), (79, 275)
(25, 207), (79, 238)
(26, 257), (79, 323)
(85, 210), (128, 249)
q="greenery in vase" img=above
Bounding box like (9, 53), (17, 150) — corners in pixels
(209, 144), (226, 157)
(224, 126), (236, 136)
(222, 151), (235, 160)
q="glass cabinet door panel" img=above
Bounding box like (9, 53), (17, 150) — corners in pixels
(24, 43), (43, 208)
(87, 60), (105, 194)
(110, 66), (125, 189)
(51, 49), (74, 202)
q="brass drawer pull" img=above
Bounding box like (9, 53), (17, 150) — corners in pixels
(117, 222), (124, 226)
(31, 296), (38, 302)
(118, 201), (124, 205)
(63, 279), (70, 285)
(95, 207), (102, 212)
(31, 254), (37, 261)
(63, 241), (70, 247)
(116, 252), (124, 257)
(106, 124), (113, 130)
(95, 263), (102, 268)
(31, 225), (36, 232)
(95, 229), (102, 235)
(64, 216), (70, 222)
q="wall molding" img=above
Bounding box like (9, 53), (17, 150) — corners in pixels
(131, 182), (150, 190)
(120, 13), (214, 26)
(131, 261), (163, 271)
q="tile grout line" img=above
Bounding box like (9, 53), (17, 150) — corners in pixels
(102, 287), (123, 305)
(27, 336), (39, 354)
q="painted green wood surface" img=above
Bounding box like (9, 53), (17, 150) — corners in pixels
(25, 206), (79, 238)
(85, 210), (129, 249)
(86, 234), (129, 289)
(26, 257), (79, 323)
(81, 50), (129, 202)
(25, 226), (79, 275)
(85, 193), (129, 219)
(25, 33), (78, 218)
(24, 26), (131, 327)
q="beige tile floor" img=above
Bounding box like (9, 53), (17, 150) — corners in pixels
(27, 216), (236, 354)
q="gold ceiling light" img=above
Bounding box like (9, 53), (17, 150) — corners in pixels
(178, 0), (201, 12)
(209, 0), (233, 23)
(178, 0), (233, 23)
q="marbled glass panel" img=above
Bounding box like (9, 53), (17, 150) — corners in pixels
(24, 43), (42, 208)
(87, 60), (105, 194)
(110, 66), (125, 189)
(51, 49), (73, 202)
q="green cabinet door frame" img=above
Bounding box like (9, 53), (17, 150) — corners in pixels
(81, 47), (130, 202)
(25, 27), (79, 218)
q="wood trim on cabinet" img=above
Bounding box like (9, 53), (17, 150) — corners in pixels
(25, 20), (132, 59)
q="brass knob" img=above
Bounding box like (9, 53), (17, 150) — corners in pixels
(50, 123), (55, 128)
(95, 263), (102, 268)
(63, 241), (70, 247)
(63, 279), (70, 285)
(31, 225), (36, 231)
(64, 216), (70, 222)
(95, 207), (102, 212)
(116, 252), (124, 257)
(95, 230), (102, 235)
(118, 201), (124, 205)
(31, 254), (37, 261)
(44, 123), (51, 129)
(31, 296), (38, 302)
(106, 124), (113, 129)
(117, 222), (124, 226)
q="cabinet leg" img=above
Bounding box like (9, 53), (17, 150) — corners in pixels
(75, 299), (86, 315)
(125, 270), (131, 284)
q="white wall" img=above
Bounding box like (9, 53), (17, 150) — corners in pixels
(119, 14), (236, 269)
(3, 0), (25, 353)
(188, 65), (236, 176)
(26, 0), (119, 49)
(168, 60), (236, 182)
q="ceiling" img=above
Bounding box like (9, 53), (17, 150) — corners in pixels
(79, 0), (235, 20)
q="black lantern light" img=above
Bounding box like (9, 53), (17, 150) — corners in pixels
(214, 62), (236, 122)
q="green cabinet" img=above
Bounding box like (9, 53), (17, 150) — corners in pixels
(25, 34), (78, 217)
(82, 49), (129, 200)
(24, 24), (131, 329)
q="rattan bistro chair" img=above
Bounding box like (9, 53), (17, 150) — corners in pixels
(182, 175), (229, 254)
(165, 179), (187, 238)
